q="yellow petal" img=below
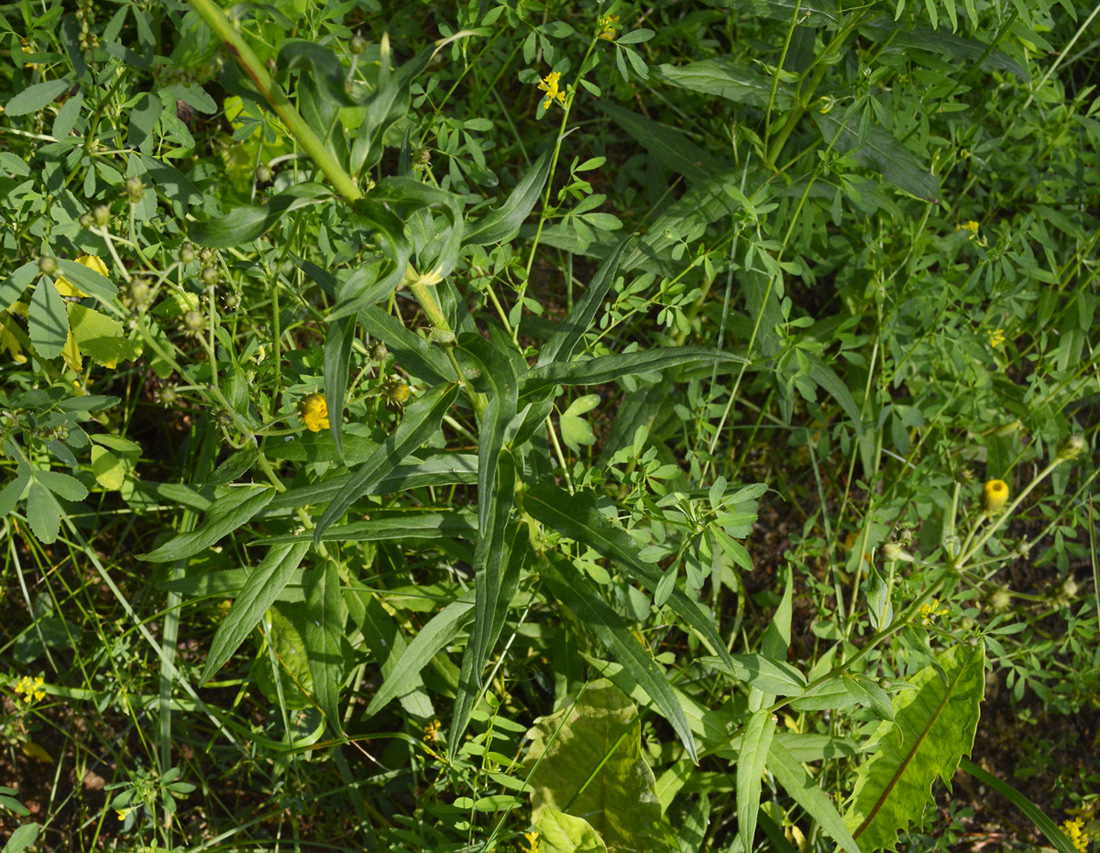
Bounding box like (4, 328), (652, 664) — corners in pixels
(22, 741), (55, 763)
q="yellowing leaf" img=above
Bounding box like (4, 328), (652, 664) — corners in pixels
(55, 253), (109, 297)
(68, 303), (139, 368)
(62, 326), (83, 372)
(21, 741), (55, 763)
(91, 445), (126, 490)
(0, 313), (29, 363)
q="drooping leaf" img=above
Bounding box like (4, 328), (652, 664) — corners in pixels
(814, 111), (942, 202)
(189, 186), (330, 247)
(464, 149), (553, 246)
(769, 739), (861, 853)
(314, 383), (458, 541)
(599, 104), (722, 183)
(139, 486), (275, 562)
(539, 555), (697, 761)
(525, 679), (680, 851)
(651, 58), (792, 109)
(202, 541), (311, 683)
(525, 347), (748, 392)
(534, 807), (608, 853)
(844, 642), (985, 851)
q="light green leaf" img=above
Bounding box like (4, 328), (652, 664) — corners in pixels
(737, 708), (776, 852)
(534, 808), (608, 853)
(0, 262), (39, 313)
(696, 654), (807, 695)
(202, 541), (311, 683)
(768, 740), (861, 853)
(845, 642), (985, 851)
(3, 822), (41, 853)
(68, 303), (140, 367)
(35, 470), (88, 502)
(525, 679), (679, 851)
(26, 481), (62, 544)
(188, 187), (329, 247)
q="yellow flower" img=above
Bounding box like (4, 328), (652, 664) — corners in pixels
(299, 393), (330, 432)
(597, 13), (620, 40)
(983, 479), (1009, 513)
(958, 221), (979, 238)
(918, 598), (949, 626)
(1062, 817), (1088, 853)
(423, 719), (441, 745)
(116, 807), (133, 821)
(988, 328), (1006, 348)
(537, 72), (566, 110)
(522, 831), (540, 853)
(55, 254), (110, 298)
(13, 675), (47, 703)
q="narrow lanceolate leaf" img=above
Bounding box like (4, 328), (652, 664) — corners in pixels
(844, 642), (985, 851)
(304, 559), (348, 738)
(525, 347), (748, 392)
(599, 104), (721, 184)
(355, 305), (457, 385)
(140, 486), (276, 562)
(202, 540), (311, 683)
(813, 112), (942, 202)
(540, 554), (698, 762)
(768, 740), (861, 853)
(324, 314), (357, 458)
(314, 383), (458, 542)
(651, 58), (791, 109)
(464, 148), (553, 246)
(188, 188), (329, 247)
(4, 78), (73, 116)
(737, 708), (776, 853)
(524, 483), (738, 674)
(364, 589), (476, 719)
(538, 238), (630, 368)
(695, 654), (806, 695)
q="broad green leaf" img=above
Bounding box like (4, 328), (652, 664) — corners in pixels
(3, 822), (41, 853)
(525, 679), (680, 851)
(526, 347), (748, 392)
(464, 149), (553, 245)
(363, 588), (476, 718)
(4, 79), (73, 116)
(35, 470), (88, 502)
(26, 481), (62, 544)
(0, 262), (39, 313)
(254, 603), (314, 709)
(845, 642), (985, 851)
(201, 541), (311, 682)
(958, 759), (1079, 853)
(304, 559), (347, 737)
(534, 808), (608, 853)
(314, 383), (458, 541)
(68, 303), (139, 367)
(789, 677), (862, 711)
(324, 314), (356, 458)
(139, 486), (275, 561)
(0, 475), (30, 518)
(814, 112), (942, 201)
(524, 483), (738, 674)
(768, 740), (861, 853)
(539, 555), (697, 761)
(265, 428), (379, 465)
(538, 239), (630, 367)
(736, 708), (776, 852)
(559, 394), (600, 452)
(599, 103), (721, 183)
(28, 278), (69, 360)
(652, 58), (791, 109)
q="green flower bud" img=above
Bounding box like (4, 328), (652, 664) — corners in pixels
(178, 243), (197, 264)
(124, 175), (145, 204)
(350, 34), (367, 55)
(1056, 435), (1087, 461)
(94, 204), (111, 227)
(39, 256), (58, 275)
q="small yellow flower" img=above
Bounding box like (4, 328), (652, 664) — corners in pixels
(987, 328), (1006, 348)
(537, 72), (566, 110)
(958, 220), (980, 238)
(423, 719), (441, 745)
(1062, 817), (1088, 853)
(55, 254), (110, 298)
(983, 479), (1009, 513)
(919, 598), (949, 626)
(597, 13), (620, 40)
(116, 807), (133, 821)
(13, 675), (46, 703)
(299, 393), (330, 432)
(522, 831), (540, 853)
(817, 95), (836, 114)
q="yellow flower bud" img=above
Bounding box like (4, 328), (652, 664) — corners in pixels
(299, 393), (330, 432)
(982, 479), (1009, 512)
